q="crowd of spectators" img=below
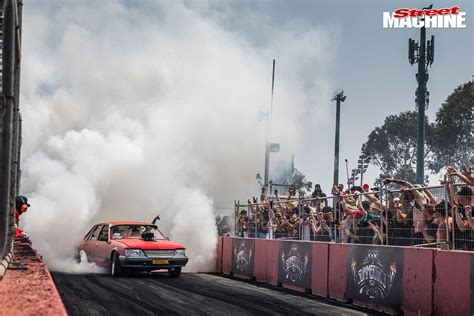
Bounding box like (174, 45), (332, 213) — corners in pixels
(233, 164), (473, 250)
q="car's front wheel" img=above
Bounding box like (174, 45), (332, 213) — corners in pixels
(77, 250), (88, 264)
(111, 252), (126, 277)
(168, 267), (181, 278)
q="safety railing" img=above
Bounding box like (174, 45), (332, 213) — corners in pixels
(233, 182), (473, 251)
(0, 0), (23, 279)
(215, 207), (235, 237)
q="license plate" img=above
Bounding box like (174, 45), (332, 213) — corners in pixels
(152, 259), (169, 265)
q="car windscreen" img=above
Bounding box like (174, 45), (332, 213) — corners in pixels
(110, 225), (166, 240)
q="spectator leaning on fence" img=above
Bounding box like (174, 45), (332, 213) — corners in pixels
(447, 164), (474, 186)
(311, 184), (327, 210)
(237, 171), (471, 249)
(447, 184), (473, 250)
(433, 201), (450, 246)
(383, 178), (431, 246)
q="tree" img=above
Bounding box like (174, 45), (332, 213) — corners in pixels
(362, 111), (434, 184)
(429, 81), (473, 172)
(272, 167), (313, 197)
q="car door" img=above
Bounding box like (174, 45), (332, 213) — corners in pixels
(85, 224), (103, 263)
(95, 225), (110, 266)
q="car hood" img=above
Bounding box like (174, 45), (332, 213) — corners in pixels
(115, 239), (185, 250)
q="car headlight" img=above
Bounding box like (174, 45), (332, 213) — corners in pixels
(124, 249), (145, 257)
(175, 249), (186, 257)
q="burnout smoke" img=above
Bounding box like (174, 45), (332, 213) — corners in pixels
(19, 1), (336, 272)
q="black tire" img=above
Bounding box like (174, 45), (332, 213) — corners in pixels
(168, 267), (181, 278)
(78, 250), (88, 264)
(111, 252), (126, 277)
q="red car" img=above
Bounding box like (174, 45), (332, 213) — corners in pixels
(77, 221), (188, 277)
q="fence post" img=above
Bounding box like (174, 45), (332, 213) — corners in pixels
(382, 185), (389, 245)
(443, 176), (451, 250)
(0, 0), (18, 264)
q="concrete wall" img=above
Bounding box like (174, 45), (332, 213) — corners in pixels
(216, 236), (473, 315)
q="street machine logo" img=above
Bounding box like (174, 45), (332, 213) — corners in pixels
(383, 5), (467, 28)
(347, 247), (403, 308)
(278, 242), (312, 288)
(232, 239), (254, 276)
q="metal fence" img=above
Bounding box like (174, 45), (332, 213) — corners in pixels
(0, 0), (23, 279)
(215, 207), (234, 237)
(233, 182), (473, 251)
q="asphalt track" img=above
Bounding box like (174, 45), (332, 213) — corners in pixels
(52, 272), (371, 316)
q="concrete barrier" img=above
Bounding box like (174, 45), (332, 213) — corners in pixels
(433, 250), (471, 315)
(222, 237), (233, 275)
(254, 239), (268, 282)
(231, 238), (255, 279)
(265, 240), (278, 285)
(471, 254), (474, 316)
(216, 236), (223, 273)
(311, 242), (329, 298)
(403, 247), (434, 316)
(328, 243), (348, 302)
(0, 238), (67, 315)
(218, 237), (473, 315)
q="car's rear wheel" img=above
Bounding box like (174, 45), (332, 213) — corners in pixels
(111, 252), (126, 277)
(169, 267), (181, 278)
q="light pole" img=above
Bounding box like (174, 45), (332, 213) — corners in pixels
(408, 8), (434, 184)
(264, 59), (276, 192)
(332, 90), (347, 186)
(358, 156), (369, 186)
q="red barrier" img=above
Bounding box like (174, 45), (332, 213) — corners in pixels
(254, 239), (268, 282)
(403, 247), (434, 316)
(216, 236), (223, 273)
(311, 242), (329, 298)
(231, 238), (255, 279)
(328, 243), (349, 302)
(433, 250), (471, 315)
(216, 237), (473, 315)
(265, 240), (279, 285)
(222, 237), (233, 275)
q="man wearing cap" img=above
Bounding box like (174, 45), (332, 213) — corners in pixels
(14, 196), (30, 238)
(14, 196), (30, 227)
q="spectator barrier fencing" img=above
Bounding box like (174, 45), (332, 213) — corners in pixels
(217, 236), (474, 315)
(233, 183), (473, 251)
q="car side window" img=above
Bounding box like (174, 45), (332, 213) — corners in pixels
(84, 225), (97, 240)
(89, 225), (103, 241)
(98, 225), (109, 242)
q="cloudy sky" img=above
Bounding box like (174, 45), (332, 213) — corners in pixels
(18, 0), (472, 270)
(214, 0), (473, 189)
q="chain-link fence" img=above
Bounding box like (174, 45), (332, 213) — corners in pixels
(234, 182), (473, 251)
(383, 185), (448, 248)
(215, 207), (234, 237)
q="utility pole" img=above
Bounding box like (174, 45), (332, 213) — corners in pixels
(332, 90), (346, 186)
(409, 7), (434, 184)
(264, 59), (275, 192)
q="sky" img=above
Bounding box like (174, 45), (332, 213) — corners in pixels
(214, 0), (473, 192)
(17, 0), (472, 271)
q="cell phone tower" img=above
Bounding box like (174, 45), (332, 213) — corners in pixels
(408, 5), (435, 185)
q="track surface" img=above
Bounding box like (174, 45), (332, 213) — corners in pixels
(52, 272), (368, 315)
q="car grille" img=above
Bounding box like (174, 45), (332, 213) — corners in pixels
(144, 250), (175, 258)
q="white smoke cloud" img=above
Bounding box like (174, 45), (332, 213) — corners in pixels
(19, 1), (337, 272)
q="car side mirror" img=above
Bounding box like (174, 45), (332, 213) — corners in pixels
(99, 235), (108, 242)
